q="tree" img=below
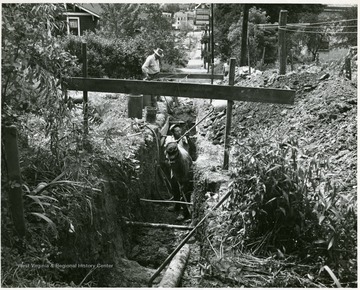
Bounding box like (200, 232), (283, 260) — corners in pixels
(290, 13), (328, 61)
(214, 4), (243, 60)
(2, 4), (78, 156)
(227, 7), (276, 66)
(98, 3), (185, 67)
(337, 6), (357, 47)
(254, 4), (324, 23)
(161, 3), (180, 16)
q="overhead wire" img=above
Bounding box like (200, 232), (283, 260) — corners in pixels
(279, 27), (358, 34)
(286, 24), (358, 29)
(257, 18), (358, 30)
(297, 18), (358, 26)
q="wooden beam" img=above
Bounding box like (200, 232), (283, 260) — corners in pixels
(157, 73), (224, 80)
(125, 221), (194, 231)
(64, 78), (295, 105)
(140, 198), (192, 206)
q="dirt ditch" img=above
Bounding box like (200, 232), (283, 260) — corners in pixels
(119, 96), (199, 287)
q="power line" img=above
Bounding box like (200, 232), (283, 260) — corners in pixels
(279, 27), (358, 34)
(287, 24), (358, 29)
(301, 18), (358, 26)
(257, 18), (358, 29)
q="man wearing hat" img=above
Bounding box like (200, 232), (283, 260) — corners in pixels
(142, 48), (164, 108)
(142, 48), (164, 80)
(164, 124), (189, 152)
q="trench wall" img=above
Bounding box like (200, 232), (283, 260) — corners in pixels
(59, 101), (169, 287)
(192, 99), (231, 256)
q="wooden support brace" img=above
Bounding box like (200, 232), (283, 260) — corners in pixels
(64, 78), (295, 105)
(140, 198), (192, 206)
(157, 73), (223, 80)
(125, 221), (194, 231)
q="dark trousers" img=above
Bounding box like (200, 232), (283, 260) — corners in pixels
(171, 177), (192, 218)
(146, 73), (159, 107)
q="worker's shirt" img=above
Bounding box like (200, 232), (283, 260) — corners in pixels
(142, 54), (160, 75)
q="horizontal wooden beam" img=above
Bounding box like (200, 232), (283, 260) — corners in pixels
(64, 77), (295, 105)
(157, 73), (224, 80)
(125, 221), (193, 230)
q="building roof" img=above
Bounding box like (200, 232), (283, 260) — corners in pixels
(75, 3), (102, 18)
(195, 3), (210, 10)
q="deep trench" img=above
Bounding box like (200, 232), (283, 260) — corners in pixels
(126, 101), (199, 285)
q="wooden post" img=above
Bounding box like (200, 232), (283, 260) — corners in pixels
(290, 48), (294, 71)
(345, 57), (351, 80)
(278, 10), (288, 75)
(82, 42), (89, 135)
(240, 4), (249, 66)
(223, 58), (236, 170)
(261, 47), (266, 67)
(247, 36), (251, 74)
(128, 95), (143, 118)
(211, 3), (215, 85)
(4, 126), (26, 238)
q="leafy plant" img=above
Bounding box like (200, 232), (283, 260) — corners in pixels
(226, 133), (356, 277)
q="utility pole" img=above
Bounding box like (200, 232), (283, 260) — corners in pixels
(240, 4), (249, 66)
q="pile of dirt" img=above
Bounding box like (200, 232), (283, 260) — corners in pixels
(199, 64), (357, 182)
(189, 62), (357, 287)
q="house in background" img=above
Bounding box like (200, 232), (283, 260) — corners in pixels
(62, 4), (101, 36)
(173, 10), (194, 30)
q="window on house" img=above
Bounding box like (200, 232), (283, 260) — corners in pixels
(67, 17), (80, 36)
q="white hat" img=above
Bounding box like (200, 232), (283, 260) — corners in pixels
(154, 48), (164, 58)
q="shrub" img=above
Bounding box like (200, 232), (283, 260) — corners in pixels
(226, 134), (357, 276)
(63, 31), (188, 79)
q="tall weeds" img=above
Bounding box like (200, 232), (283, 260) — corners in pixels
(226, 133), (356, 283)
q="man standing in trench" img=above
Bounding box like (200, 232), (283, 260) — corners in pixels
(142, 48), (164, 107)
(164, 124), (192, 221)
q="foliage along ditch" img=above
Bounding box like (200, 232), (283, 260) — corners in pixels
(184, 62), (357, 287)
(2, 64), (357, 287)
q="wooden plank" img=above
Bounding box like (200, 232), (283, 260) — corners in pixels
(64, 78), (295, 105)
(157, 73), (223, 80)
(125, 221), (194, 231)
(140, 198), (192, 206)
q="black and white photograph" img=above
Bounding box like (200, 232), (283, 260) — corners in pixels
(1, 1), (357, 287)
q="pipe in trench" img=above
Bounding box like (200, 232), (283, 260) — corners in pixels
(147, 188), (233, 287)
